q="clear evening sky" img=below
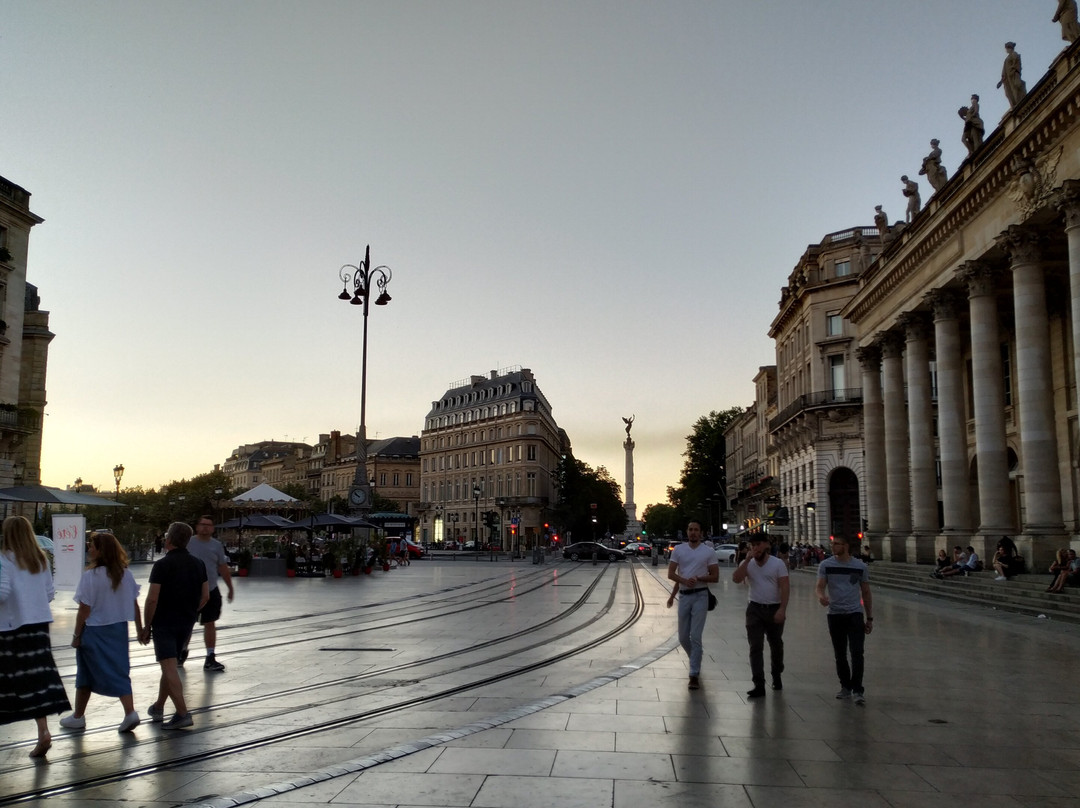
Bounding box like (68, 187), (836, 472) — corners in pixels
(0, 2), (1060, 509)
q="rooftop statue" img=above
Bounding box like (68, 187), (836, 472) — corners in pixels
(901, 175), (921, 223)
(958, 94), (985, 155)
(997, 42), (1027, 108)
(1054, 0), (1080, 44)
(622, 414), (634, 437)
(919, 139), (948, 192)
(874, 205), (889, 238)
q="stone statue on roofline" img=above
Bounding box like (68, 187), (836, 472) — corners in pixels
(874, 205), (889, 238)
(997, 42), (1027, 109)
(1054, 0), (1080, 44)
(919, 139), (948, 192)
(958, 94), (985, 155)
(901, 176), (921, 223)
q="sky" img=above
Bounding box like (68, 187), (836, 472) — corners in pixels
(0, 1), (1063, 510)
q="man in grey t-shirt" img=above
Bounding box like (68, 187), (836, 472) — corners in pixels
(184, 516), (235, 672)
(815, 535), (873, 705)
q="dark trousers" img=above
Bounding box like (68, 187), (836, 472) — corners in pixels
(745, 601), (784, 686)
(826, 612), (866, 692)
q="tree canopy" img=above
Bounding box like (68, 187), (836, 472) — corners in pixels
(551, 451), (627, 544)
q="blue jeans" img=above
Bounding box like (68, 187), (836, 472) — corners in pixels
(678, 589), (709, 676)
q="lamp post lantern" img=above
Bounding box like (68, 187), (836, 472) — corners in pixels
(337, 244), (393, 516)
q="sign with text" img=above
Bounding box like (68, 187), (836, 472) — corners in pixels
(52, 514), (86, 589)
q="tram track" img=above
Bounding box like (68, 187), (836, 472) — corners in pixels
(0, 562), (646, 805)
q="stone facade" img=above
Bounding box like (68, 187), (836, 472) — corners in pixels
(843, 40), (1080, 569)
(0, 175), (52, 491)
(768, 227), (883, 547)
(418, 367), (566, 548)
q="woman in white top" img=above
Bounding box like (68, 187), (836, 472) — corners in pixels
(0, 515), (71, 758)
(60, 531), (143, 733)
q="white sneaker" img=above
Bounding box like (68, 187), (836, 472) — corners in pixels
(118, 711), (141, 732)
(59, 714), (86, 730)
(994, 575), (1007, 581)
(835, 688), (852, 700)
(854, 691), (866, 705)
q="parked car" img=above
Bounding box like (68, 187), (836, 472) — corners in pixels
(402, 538), (425, 559)
(624, 541), (652, 556)
(562, 542), (626, 561)
(714, 543), (739, 563)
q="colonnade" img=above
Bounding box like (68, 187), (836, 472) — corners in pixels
(856, 194), (1080, 566)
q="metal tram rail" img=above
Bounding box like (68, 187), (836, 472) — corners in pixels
(0, 562), (646, 805)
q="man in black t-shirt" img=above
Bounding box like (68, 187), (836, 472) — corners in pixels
(139, 522), (208, 729)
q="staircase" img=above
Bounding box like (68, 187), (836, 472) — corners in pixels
(795, 562), (1080, 624)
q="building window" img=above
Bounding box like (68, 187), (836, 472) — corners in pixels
(829, 355), (846, 396)
(527, 444), (537, 461)
(835, 260), (851, 277)
(379, 473), (387, 486)
(393, 473), (400, 486)
(527, 472), (536, 496)
(406, 473), (413, 486)
(826, 313), (842, 337)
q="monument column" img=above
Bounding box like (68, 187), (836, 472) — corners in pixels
(900, 311), (937, 562)
(856, 345), (887, 558)
(878, 330), (911, 559)
(621, 416), (640, 537)
(926, 287), (973, 539)
(957, 260), (1012, 550)
(1055, 181), (1080, 423)
(997, 226), (1065, 566)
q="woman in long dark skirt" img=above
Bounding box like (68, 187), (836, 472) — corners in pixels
(0, 515), (71, 757)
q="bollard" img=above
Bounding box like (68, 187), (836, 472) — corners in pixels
(592, 551), (598, 566)
(652, 549), (659, 567)
(540, 547), (546, 564)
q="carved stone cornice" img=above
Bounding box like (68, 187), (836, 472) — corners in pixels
(1054, 178), (1080, 230)
(996, 224), (1043, 266)
(897, 311), (931, 342)
(875, 330), (905, 359)
(925, 287), (961, 321)
(956, 259), (1000, 297)
(855, 345), (882, 372)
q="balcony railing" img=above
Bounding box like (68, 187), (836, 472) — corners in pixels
(769, 388), (863, 432)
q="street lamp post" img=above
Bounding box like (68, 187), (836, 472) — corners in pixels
(113, 464), (124, 503)
(473, 485), (481, 553)
(337, 244), (393, 517)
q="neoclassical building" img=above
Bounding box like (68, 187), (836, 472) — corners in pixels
(769, 227), (883, 546)
(844, 38), (1080, 567)
(418, 367), (566, 548)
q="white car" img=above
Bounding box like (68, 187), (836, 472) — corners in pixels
(715, 543), (739, 563)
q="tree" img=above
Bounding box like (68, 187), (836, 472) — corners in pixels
(552, 451), (627, 543)
(649, 407), (743, 535)
(642, 502), (679, 538)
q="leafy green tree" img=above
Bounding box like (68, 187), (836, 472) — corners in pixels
(552, 452), (627, 544)
(642, 502), (679, 538)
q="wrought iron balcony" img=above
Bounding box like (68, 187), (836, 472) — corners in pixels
(769, 388), (863, 432)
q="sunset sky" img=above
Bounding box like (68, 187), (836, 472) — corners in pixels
(0, 1), (1060, 511)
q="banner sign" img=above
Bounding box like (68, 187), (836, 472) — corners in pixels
(52, 514), (86, 589)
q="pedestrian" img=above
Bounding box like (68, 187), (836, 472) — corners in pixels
(140, 522), (208, 729)
(60, 531), (143, 733)
(732, 535), (789, 698)
(0, 515), (71, 757)
(815, 534), (873, 705)
(182, 515), (234, 672)
(667, 520), (719, 690)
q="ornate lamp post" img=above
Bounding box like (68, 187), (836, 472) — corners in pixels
(113, 464), (124, 503)
(473, 485), (481, 550)
(337, 245), (393, 516)
(449, 512), (459, 546)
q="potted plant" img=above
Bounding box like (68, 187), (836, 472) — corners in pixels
(233, 548), (252, 577)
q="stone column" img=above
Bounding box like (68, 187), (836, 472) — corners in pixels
(623, 436), (636, 527)
(926, 288), (973, 540)
(878, 330), (911, 559)
(1056, 180), (1080, 422)
(900, 311), (937, 562)
(997, 226), (1065, 562)
(857, 344), (887, 559)
(957, 260), (1013, 544)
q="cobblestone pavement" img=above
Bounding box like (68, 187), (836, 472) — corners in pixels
(4, 556), (1080, 808)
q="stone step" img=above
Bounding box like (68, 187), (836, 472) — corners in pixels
(793, 563), (1080, 624)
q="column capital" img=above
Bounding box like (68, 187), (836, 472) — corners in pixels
(996, 224), (1043, 266)
(855, 344), (882, 371)
(957, 260), (1000, 297)
(925, 287), (961, 320)
(875, 330), (905, 359)
(1054, 179), (1080, 230)
(898, 310), (931, 342)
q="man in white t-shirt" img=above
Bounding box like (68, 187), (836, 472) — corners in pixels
(732, 535), (789, 698)
(667, 521), (720, 690)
